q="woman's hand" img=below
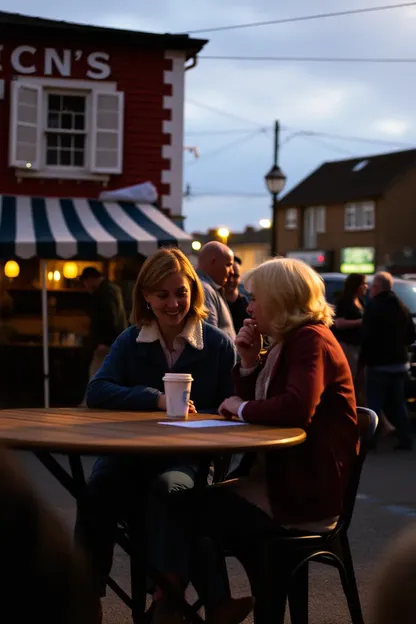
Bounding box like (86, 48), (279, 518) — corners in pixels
(219, 396), (244, 419)
(235, 318), (263, 368)
(157, 394), (197, 413)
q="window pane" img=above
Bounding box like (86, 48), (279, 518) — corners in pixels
(74, 135), (85, 149)
(74, 114), (85, 130)
(97, 112), (118, 129)
(47, 112), (60, 129)
(46, 149), (58, 165)
(60, 134), (71, 149)
(46, 134), (58, 148)
(62, 96), (85, 113)
(61, 114), (72, 130)
(59, 150), (71, 166)
(73, 150), (84, 167)
(48, 94), (61, 111)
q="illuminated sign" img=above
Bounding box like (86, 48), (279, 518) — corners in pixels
(286, 250), (329, 268)
(340, 247), (375, 274)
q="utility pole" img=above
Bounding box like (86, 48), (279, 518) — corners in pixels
(271, 120), (279, 256)
(265, 120), (286, 257)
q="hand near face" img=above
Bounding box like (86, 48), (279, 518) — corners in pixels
(235, 318), (263, 368)
(219, 396), (244, 419)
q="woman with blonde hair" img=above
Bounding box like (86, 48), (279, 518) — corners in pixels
(75, 247), (236, 624)
(152, 257), (359, 624)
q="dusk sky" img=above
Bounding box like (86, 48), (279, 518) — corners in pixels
(4, 1), (416, 232)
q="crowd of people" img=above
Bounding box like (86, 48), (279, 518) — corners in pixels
(2, 242), (415, 623)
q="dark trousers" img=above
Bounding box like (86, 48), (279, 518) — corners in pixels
(164, 485), (287, 611)
(74, 454), (198, 596)
(366, 368), (413, 446)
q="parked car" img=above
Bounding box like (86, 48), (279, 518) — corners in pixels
(321, 273), (416, 410)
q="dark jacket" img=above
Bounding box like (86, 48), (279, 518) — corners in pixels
(87, 322), (236, 412)
(235, 323), (358, 525)
(361, 291), (415, 367)
(89, 280), (127, 349)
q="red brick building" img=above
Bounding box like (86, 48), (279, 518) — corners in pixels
(0, 11), (206, 224)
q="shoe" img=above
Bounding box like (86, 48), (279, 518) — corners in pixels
(207, 596), (254, 624)
(152, 599), (186, 624)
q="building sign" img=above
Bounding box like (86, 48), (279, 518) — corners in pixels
(340, 247), (375, 274)
(286, 250), (331, 269)
(0, 46), (111, 80)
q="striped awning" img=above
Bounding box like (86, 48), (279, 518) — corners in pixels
(0, 196), (192, 259)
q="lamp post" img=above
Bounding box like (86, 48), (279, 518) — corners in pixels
(265, 120), (287, 256)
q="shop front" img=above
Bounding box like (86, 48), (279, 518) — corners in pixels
(285, 249), (334, 272)
(0, 196), (192, 408)
(340, 247), (376, 275)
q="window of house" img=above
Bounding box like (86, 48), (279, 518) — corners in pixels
(315, 206), (326, 233)
(344, 201), (375, 231)
(9, 80), (124, 179)
(285, 208), (298, 230)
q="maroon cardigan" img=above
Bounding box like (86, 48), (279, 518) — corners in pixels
(235, 322), (359, 525)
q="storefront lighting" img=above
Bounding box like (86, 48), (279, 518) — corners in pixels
(4, 260), (20, 278)
(191, 240), (202, 252)
(53, 270), (61, 282)
(47, 271), (54, 281)
(63, 262), (78, 279)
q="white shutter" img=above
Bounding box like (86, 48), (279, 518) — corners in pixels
(9, 82), (42, 170)
(90, 91), (124, 174)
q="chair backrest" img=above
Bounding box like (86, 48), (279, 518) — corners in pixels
(332, 406), (378, 536)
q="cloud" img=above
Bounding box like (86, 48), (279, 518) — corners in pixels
(372, 119), (409, 136)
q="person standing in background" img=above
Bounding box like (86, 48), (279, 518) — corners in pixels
(197, 241), (236, 340)
(333, 274), (367, 402)
(361, 271), (415, 450)
(224, 256), (249, 334)
(80, 267), (127, 379)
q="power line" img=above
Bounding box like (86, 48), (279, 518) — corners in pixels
(184, 2), (416, 34)
(185, 128), (270, 136)
(187, 99), (264, 127)
(289, 128), (414, 148)
(199, 55), (416, 63)
(299, 134), (357, 157)
(186, 129), (266, 164)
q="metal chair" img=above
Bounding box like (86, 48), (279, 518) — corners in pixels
(225, 406), (378, 624)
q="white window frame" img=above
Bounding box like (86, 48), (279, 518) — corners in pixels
(42, 89), (90, 174)
(344, 201), (375, 231)
(284, 207), (298, 230)
(11, 77), (121, 182)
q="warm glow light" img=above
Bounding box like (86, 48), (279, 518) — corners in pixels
(47, 271), (54, 281)
(259, 218), (272, 229)
(191, 240), (202, 251)
(63, 262), (78, 279)
(4, 260), (20, 278)
(25, 162), (32, 169)
(53, 270), (61, 282)
(217, 227), (230, 240)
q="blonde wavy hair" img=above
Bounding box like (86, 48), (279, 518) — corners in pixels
(244, 257), (334, 340)
(132, 247), (208, 326)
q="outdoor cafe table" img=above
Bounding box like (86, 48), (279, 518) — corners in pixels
(0, 408), (306, 621)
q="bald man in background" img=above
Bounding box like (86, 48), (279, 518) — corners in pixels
(197, 241), (236, 340)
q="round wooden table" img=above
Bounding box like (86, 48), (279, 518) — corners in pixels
(0, 407), (306, 454)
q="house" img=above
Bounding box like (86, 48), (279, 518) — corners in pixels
(277, 149), (416, 274)
(0, 10), (207, 225)
(191, 227), (271, 271)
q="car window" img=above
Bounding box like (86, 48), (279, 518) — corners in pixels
(392, 282), (416, 315)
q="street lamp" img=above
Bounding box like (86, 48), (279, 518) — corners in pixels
(217, 227), (230, 245)
(265, 164), (287, 256)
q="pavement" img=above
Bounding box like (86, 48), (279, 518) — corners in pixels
(11, 435), (416, 624)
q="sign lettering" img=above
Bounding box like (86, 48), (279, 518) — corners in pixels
(2, 46), (111, 80)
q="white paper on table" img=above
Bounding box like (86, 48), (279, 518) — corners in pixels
(158, 419), (248, 428)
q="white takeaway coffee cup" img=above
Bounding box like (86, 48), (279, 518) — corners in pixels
(162, 373), (194, 419)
